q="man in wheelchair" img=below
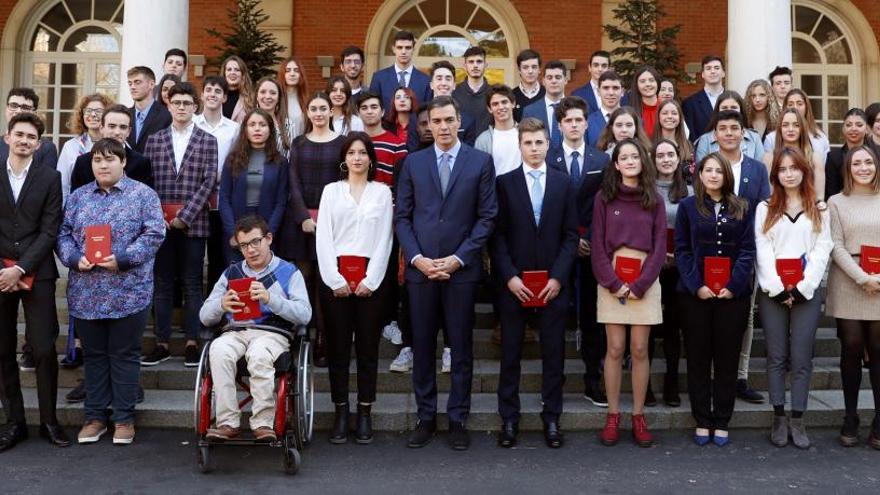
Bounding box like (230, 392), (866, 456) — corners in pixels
(198, 215), (312, 442)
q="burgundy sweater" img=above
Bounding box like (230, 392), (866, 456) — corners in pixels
(590, 184), (666, 297)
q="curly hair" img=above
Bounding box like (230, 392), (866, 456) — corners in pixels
(744, 79), (780, 133)
(67, 93), (112, 136)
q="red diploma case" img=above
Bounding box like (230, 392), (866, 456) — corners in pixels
(666, 228), (675, 254)
(162, 203), (183, 224)
(228, 277), (260, 321)
(521, 270), (549, 308)
(83, 224), (112, 264)
(2, 258), (34, 290)
(861, 245), (880, 275)
(703, 256), (731, 293)
(308, 209), (319, 223)
(338, 256), (367, 291)
(614, 256), (642, 285)
(776, 258), (804, 290)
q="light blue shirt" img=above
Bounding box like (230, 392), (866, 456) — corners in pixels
(694, 128), (765, 163)
(135, 99), (155, 140)
(434, 140), (462, 172)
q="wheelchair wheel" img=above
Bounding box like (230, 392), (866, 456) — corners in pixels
(296, 338), (314, 445)
(197, 445), (212, 473)
(193, 344), (213, 435)
(284, 447), (301, 475)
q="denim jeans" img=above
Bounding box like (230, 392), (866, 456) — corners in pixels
(76, 308), (148, 424)
(154, 230), (206, 342)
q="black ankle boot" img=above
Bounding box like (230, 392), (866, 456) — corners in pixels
(663, 374), (681, 407)
(330, 403), (349, 444)
(355, 403), (373, 444)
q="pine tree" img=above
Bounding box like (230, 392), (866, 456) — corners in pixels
(207, 0), (286, 82)
(602, 0), (691, 86)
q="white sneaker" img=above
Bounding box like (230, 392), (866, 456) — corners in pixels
(441, 347), (451, 374)
(382, 321), (403, 345)
(389, 347), (413, 373)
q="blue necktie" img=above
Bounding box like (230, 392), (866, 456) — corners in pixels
(398, 70), (407, 88)
(570, 150), (581, 183)
(136, 111), (146, 141)
(529, 169), (544, 225)
(550, 103), (561, 145)
(439, 152), (451, 197)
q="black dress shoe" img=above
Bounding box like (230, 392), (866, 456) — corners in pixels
(448, 421), (470, 450)
(407, 419), (436, 448)
(543, 421), (564, 448)
(329, 403), (350, 444)
(0, 423), (28, 452)
(497, 421), (518, 448)
(39, 423), (71, 448)
(354, 403), (373, 444)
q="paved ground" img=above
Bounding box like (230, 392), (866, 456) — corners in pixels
(1, 427), (879, 494)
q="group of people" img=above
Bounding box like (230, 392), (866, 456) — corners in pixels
(1, 31), (879, 457)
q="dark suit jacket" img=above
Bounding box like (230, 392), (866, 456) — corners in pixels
(70, 146), (154, 192)
(571, 83), (629, 116)
(127, 101), (172, 153)
(521, 99), (562, 148)
(406, 110), (476, 151)
(0, 164), (62, 280)
(369, 66), (433, 112)
(546, 143), (610, 235)
(738, 155), (771, 215)
(586, 111), (609, 148)
(394, 142), (497, 284)
(490, 166), (579, 285)
(682, 90), (713, 143)
(0, 138), (57, 169)
(218, 154), (289, 238)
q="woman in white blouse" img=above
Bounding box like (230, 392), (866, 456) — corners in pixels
(316, 132), (392, 445)
(58, 93), (111, 203)
(755, 146), (832, 449)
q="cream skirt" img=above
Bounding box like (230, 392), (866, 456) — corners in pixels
(597, 246), (663, 325)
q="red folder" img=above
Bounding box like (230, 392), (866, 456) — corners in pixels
(776, 258), (804, 290)
(308, 209), (319, 223)
(84, 224), (112, 264)
(162, 203), (183, 224)
(614, 256), (641, 285)
(666, 228), (675, 254)
(861, 245), (880, 275)
(228, 277), (260, 321)
(338, 256), (367, 291)
(704, 256), (731, 293)
(521, 270), (549, 308)
(1, 258), (34, 290)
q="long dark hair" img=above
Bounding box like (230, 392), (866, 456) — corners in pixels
(384, 86), (418, 128)
(693, 152), (747, 220)
(226, 109), (281, 177)
(326, 75), (354, 133)
(596, 106), (651, 152)
(652, 138), (689, 203)
(303, 92), (333, 136)
(705, 90), (749, 133)
(600, 138), (658, 210)
(339, 132), (377, 181)
(652, 99), (694, 163)
(629, 65), (662, 116)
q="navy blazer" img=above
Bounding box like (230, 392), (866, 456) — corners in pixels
(218, 154), (289, 238)
(585, 111), (608, 148)
(546, 144), (610, 235)
(369, 66), (433, 112)
(490, 165), (579, 285)
(394, 142), (497, 284)
(406, 110), (476, 151)
(682, 90), (713, 143)
(737, 155), (771, 216)
(70, 146), (154, 192)
(0, 138), (57, 169)
(127, 101), (172, 153)
(521, 99), (562, 147)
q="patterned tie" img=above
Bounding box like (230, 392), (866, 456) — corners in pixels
(529, 169), (544, 225)
(570, 150), (581, 183)
(398, 70), (407, 88)
(439, 152), (451, 197)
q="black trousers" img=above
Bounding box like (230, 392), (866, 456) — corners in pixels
(679, 293), (749, 430)
(206, 210), (227, 292)
(577, 256), (604, 386)
(321, 282), (388, 404)
(0, 280), (59, 424)
(497, 287), (568, 423)
(650, 267), (682, 380)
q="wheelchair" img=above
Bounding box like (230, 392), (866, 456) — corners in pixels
(193, 323), (314, 474)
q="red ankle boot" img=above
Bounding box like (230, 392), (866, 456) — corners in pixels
(632, 414), (654, 447)
(600, 412), (621, 446)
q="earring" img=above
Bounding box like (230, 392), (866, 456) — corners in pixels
(339, 161), (348, 172)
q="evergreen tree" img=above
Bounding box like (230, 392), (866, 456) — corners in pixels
(602, 0), (691, 86)
(208, 0), (286, 82)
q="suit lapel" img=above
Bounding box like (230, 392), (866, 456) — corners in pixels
(0, 167), (14, 207)
(427, 149), (442, 198)
(14, 165), (38, 208)
(514, 167), (538, 230)
(179, 127), (200, 177)
(443, 145), (468, 201)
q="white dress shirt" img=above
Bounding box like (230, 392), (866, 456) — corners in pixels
(589, 80), (601, 112)
(194, 113), (240, 178)
(731, 153), (743, 196)
(315, 180), (393, 291)
(171, 121), (195, 173)
(6, 158), (32, 202)
(394, 64), (413, 88)
(561, 141), (586, 176)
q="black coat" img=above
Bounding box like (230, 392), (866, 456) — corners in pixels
(70, 146), (154, 192)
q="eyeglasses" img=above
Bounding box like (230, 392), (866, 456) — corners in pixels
(342, 60), (363, 66)
(237, 236), (264, 251)
(169, 100), (195, 108)
(7, 102), (35, 112)
(84, 109), (104, 117)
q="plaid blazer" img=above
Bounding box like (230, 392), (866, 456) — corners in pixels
(144, 125), (218, 238)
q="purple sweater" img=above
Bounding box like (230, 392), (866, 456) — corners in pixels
(591, 184), (666, 297)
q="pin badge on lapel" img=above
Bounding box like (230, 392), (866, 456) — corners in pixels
(743, 177), (749, 183)
(556, 157), (562, 162)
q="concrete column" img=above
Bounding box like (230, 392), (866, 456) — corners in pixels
(117, 0), (189, 105)
(727, 0), (792, 95)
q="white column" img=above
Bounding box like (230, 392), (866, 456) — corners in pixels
(117, 0), (189, 105)
(727, 0), (792, 95)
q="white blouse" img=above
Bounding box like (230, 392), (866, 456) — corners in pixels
(754, 201), (833, 299)
(57, 133), (93, 204)
(316, 180), (393, 291)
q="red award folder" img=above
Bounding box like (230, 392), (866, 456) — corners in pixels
(308, 209), (319, 223)
(84, 224), (112, 264)
(704, 256), (731, 293)
(1, 258), (34, 290)
(162, 203), (183, 224)
(338, 256), (367, 291)
(521, 270), (549, 308)
(228, 277), (260, 321)
(776, 258), (804, 290)
(614, 256), (641, 285)
(666, 228), (675, 254)
(861, 245), (880, 275)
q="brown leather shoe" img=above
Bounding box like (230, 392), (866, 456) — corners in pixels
(253, 426), (277, 442)
(205, 424), (240, 442)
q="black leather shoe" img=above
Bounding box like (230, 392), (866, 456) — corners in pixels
(354, 403), (373, 444)
(543, 421), (564, 448)
(329, 403), (349, 444)
(39, 423), (71, 448)
(497, 421), (518, 448)
(407, 419), (436, 448)
(0, 423), (28, 452)
(448, 421), (470, 450)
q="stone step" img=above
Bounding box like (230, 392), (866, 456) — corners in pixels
(7, 388), (874, 432)
(22, 357), (869, 394)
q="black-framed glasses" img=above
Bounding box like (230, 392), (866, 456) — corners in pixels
(7, 102), (35, 112)
(237, 236), (264, 251)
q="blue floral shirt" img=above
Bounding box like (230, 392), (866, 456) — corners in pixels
(57, 176), (166, 319)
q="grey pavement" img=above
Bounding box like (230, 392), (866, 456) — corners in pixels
(1, 427), (879, 494)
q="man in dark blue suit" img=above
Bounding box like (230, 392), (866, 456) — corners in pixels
(521, 60), (568, 148)
(492, 117), (578, 449)
(395, 96), (497, 450)
(406, 61), (476, 151)
(571, 50), (628, 115)
(545, 97), (611, 407)
(369, 30), (432, 112)
(682, 55), (726, 143)
(585, 71), (625, 148)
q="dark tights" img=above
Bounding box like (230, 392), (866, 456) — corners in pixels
(836, 319), (880, 417)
